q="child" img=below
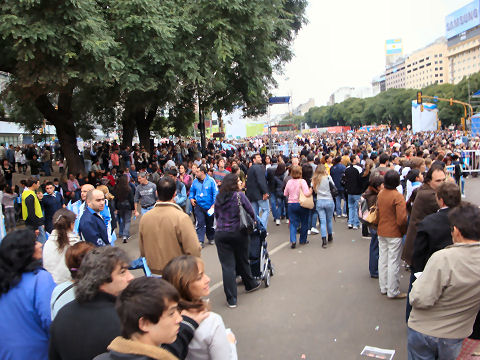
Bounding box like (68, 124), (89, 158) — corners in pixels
(94, 277), (201, 360)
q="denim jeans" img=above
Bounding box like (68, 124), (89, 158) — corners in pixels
(288, 202), (309, 244)
(43, 161), (51, 176)
(194, 205), (215, 244)
(369, 228), (379, 277)
(140, 205), (154, 215)
(347, 194), (361, 227)
(84, 159), (92, 173)
(335, 190), (347, 216)
(309, 208), (319, 229)
(269, 193), (281, 220)
(407, 327), (463, 360)
(316, 198), (334, 237)
(252, 199), (269, 231)
(378, 236), (403, 297)
(117, 209), (132, 238)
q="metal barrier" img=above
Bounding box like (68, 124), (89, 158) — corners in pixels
(461, 150), (480, 173)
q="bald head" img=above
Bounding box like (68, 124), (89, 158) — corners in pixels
(86, 189), (105, 212)
(81, 184), (95, 201)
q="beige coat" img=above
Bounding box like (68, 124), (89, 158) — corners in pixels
(139, 202), (201, 274)
(408, 243), (480, 339)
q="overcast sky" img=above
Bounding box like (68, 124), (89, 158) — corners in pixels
(269, 0), (471, 115)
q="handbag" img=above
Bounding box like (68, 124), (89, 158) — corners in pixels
(358, 196), (378, 225)
(237, 192), (255, 234)
(328, 176), (339, 198)
(298, 180), (314, 209)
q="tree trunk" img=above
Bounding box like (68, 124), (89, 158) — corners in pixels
(135, 105), (157, 154)
(35, 92), (86, 176)
(121, 115), (135, 147)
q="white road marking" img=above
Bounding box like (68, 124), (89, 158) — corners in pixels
(210, 241), (289, 292)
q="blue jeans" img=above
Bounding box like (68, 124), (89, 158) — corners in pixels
(288, 202), (309, 244)
(140, 205), (154, 215)
(316, 199), (334, 237)
(335, 190), (347, 216)
(269, 193), (280, 220)
(252, 199), (269, 231)
(117, 209), (132, 238)
(194, 205), (215, 244)
(309, 208), (319, 229)
(407, 327), (463, 360)
(43, 161), (51, 176)
(347, 194), (361, 227)
(369, 228), (379, 277)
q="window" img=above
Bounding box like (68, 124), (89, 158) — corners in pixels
(440, 60), (443, 63)
(440, 80), (443, 83)
(435, 67), (438, 70)
(440, 67), (443, 70)
(435, 74), (438, 77)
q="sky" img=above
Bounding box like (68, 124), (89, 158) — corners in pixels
(269, 0), (472, 115)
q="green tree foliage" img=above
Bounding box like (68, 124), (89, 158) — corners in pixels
(304, 73), (480, 129)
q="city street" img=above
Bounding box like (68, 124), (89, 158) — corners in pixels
(120, 178), (480, 359)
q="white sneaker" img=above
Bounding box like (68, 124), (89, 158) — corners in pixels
(342, 214), (348, 218)
(275, 219), (281, 226)
(353, 226), (359, 230)
(310, 227), (319, 234)
(285, 219), (289, 224)
(307, 230), (311, 235)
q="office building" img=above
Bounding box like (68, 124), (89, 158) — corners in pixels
(385, 59), (406, 89)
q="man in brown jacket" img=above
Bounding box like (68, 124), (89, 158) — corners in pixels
(139, 176), (201, 275)
(402, 163), (446, 265)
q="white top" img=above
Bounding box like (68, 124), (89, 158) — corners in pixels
(50, 280), (75, 320)
(43, 230), (82, 284)
(186, 312), (237, 360)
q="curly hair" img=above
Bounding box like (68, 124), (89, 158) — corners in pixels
(75, 247), (130, 303)
(0, 229), (41, 295)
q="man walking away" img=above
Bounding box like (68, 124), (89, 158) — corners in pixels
(246, 154), (270, 231)
(344, 154), (363, 229)
(134, 172), (157, 217)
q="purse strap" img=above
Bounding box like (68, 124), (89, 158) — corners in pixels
(236, 192), (241, 206)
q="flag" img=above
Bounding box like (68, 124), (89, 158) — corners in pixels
(385, 39), (402, 55)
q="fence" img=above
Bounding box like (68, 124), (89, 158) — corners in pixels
(461, 150), (480, 173)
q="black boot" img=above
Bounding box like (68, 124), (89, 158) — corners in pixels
(322, 237), (327, 248)
(328, 234), (333, 242)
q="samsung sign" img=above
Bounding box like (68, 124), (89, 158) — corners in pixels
(446, 0), (480, 39)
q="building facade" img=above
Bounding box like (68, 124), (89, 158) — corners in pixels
(385, 59), (406, 89)
(446, 1), (480, 84)
(405, 37), (448, 89)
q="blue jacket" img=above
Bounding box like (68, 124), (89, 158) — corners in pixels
(0, 269), (56, 360)
(189, 175), (218, 210)
(175, 180), (187, 207)
(42, 191), (64, 233)
(78, 206), (109, 246)
(330, 163), (346, 191)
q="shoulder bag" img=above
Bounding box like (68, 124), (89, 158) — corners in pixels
(328, 176), (339, 198)
(298, 180), (314, 209)
(237, 192), (255, 234)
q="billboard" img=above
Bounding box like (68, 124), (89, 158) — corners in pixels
(385, 39), (403, 67)
(446, 0), (480, 39)
(385, 39), (402, 55)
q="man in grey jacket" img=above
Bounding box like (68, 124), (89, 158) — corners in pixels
(407, 202), (480, 360)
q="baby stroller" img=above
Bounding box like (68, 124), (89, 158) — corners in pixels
(249, 218), (274, 287)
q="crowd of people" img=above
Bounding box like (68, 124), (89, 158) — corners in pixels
(0, 128), (479, 359)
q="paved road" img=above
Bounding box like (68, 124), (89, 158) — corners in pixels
(119, 177), (480, 360)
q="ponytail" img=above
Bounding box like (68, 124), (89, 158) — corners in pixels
(52, 208), (76, 251)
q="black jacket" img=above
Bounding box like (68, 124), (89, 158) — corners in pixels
(246, 164), (268, 202)
(411, 208), (453, 272)
(344, 164), (364, 195)
(49, 292), (122, 360)
(266, 165), (277, 193)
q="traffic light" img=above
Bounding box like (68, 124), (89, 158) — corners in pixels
(417, 91), (422, 105)
(450, 98), (453, 106)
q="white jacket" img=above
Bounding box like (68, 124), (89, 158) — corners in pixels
(43, 230), (82, 284)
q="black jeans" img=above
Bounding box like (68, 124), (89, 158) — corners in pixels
(215, 230), (258, 305)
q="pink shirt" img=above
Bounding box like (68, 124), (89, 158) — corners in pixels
(284, 178), (309, 204)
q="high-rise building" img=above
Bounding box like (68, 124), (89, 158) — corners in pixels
(385, 59), (406, 89)
(372, 75), (386, 95)
(327, 86), (375, 105)
(446, 0), (480, 84)
(405, 37), (448, 89)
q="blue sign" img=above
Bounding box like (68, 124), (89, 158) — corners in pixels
(446, 0), (480, 39)
(268, 96), (291, 104)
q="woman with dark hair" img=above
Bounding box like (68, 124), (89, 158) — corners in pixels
(113, 175), (134, 243)
(362, 175), (384, 278)
(50, 241), (95, 319)
(213, 173), (260, 308)
(376, 170), (408, 299)
(274, 163), (287, 222)
(163, 255), (238, 360)
(0, 229), (56, 360)
(43, 208), (81, 284)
